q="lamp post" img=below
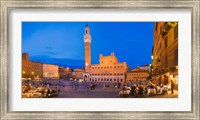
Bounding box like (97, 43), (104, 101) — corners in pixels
(31, 72), (34, 80)
(45, 72), (48, 80)
(66, 67), (69, 80)
(149, 64), (152, 80)
(55, 73), (58, 80)
(22, 70), (26, 81)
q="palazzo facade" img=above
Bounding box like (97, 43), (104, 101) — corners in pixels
(83, 25), (129, 82)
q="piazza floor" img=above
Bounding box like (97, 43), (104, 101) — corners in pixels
(30, 80), (178, 98)
(51, 80), (120, 98)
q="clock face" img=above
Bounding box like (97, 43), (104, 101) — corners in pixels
(85, 63), (88, 66)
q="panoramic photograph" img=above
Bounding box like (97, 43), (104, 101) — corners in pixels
(21, 22), (178, 98)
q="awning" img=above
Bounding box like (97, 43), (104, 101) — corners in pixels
(152, 75), (162, 79)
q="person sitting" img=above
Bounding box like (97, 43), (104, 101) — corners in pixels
(131, 84), (137, 96)
(138, 85), (144, 96)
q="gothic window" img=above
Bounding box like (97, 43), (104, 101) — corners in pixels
(155, 23), (158, 31)
(174, 48), (178, 65)
(174, 24), (178, 40)
(165, 36), (168, 48)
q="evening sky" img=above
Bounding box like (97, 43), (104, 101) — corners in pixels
(22, 22), (154, 69)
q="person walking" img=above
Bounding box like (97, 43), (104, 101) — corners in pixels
(171, 80), (174, 94)
(72, 84), (76, 91)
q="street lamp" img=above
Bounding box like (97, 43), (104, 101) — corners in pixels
(55, 73), (58, 80)
(31, 72), (35, 80)
(66, 67), (70, 80)
(45, 72), (48, 80)
(149, 64), (152, 80)
(22, 70), (26, 80)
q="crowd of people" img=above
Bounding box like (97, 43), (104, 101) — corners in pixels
(22, 80), (60, 98)
(70, 80), (175, 97)
(119, 80), (175, 97)
(22, 79), (176, 98)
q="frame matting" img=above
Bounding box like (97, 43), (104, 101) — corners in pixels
(0, 0), (199, 119)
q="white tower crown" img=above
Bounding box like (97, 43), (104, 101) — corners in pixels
(84, 24), (92, 43)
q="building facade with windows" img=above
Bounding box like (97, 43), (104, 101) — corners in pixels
(22, 53), (43, 80)
(85, 53), (128, 82)
(71, 68), (85, 80)
(152, 22), (178, 86)
(126, 67), (150, 82)
(59, 67), (72, 80)
(43, 64), (59, 80)
(138, 64), (151, 71)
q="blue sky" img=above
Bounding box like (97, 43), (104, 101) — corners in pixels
(22, 22), (154, 69)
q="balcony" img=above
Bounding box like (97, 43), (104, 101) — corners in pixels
(160, 22), (176, 38)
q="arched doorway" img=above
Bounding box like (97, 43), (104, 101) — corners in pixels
(83, 73), (90, 82)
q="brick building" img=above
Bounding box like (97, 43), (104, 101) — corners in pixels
(83, 24), (129, 83)
(71, 68), (85, 80)
(43, 64), (59, 80)
(85, 53), (128, 82)
(59, 67), (72, 80)
(152, 22), (178, 86)
(126, 67), (150, 82)
(22, 53), (43, 80)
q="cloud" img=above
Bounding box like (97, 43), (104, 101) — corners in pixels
(43, 51), (55, 55)
(45, 46), (53, 50)
(22, 26), (84, 60)
(30, 55), (84, 69)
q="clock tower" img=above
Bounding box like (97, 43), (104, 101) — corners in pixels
(84, 24), (91, 71)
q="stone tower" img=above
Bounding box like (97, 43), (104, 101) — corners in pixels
(84, 24), (92, 71)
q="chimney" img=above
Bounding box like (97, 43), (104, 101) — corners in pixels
(111, 52), (114, 56)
